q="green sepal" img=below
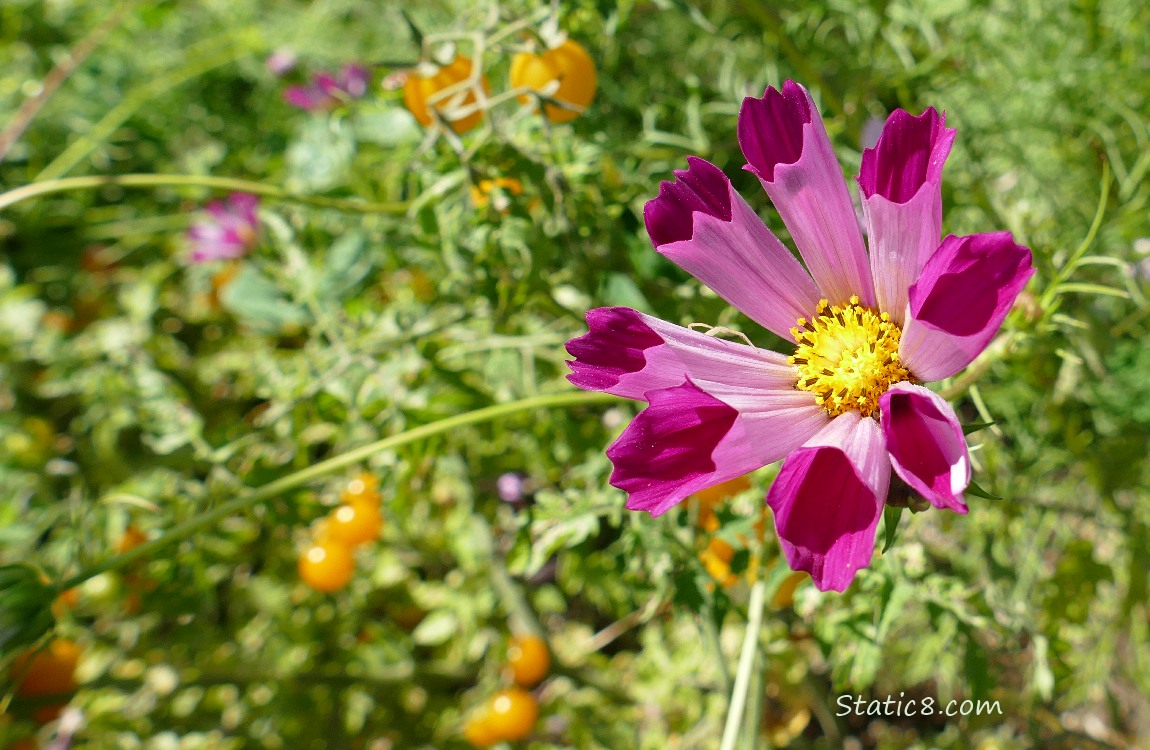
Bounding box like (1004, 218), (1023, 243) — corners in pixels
(881, 505), (904, 554)
(967, 479), (1002, 501)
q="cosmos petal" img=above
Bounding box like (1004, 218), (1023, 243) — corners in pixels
(900, 232), (1034, 381)
(739, 81), (874, 307)
(644, 157), (821, 339)
(858, 108), (955, 323)
(880, 382), (969, 513)
(766, 412), (889, 592)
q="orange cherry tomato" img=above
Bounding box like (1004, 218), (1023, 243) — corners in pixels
(324, 502), (382, 547)
(699, 542), (738, 588)
(506, 634), (551, 688)
(403, 56), (490, 133)
(51, 586), (80, 619)
(298, 541), (355, 593)
(509, 39), (597, 123)
(484, 688), (538, 742)
(116, 525), (148, 554)
(12, 639), (81, 698)
(462, 706), (501, 748)
(341, 472), (382, 507)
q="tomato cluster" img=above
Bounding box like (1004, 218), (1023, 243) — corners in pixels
(297, 472), (383, 593)
(402, 37), (597, 135)
(462, 634), (550, 747)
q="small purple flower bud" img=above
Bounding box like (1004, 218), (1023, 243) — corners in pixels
(497, 472), (525, 503)
(266, 49), (297, 77)
(283, 63), (370, 111)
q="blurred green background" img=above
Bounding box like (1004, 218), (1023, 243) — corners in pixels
(1, 0), (1148, 748)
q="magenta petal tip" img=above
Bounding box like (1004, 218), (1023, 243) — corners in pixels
(643, 156), (732, 247)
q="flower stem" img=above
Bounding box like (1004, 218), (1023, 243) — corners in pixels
(0, 0), (137, 162)
(719, 578), (768, 750)
(60, 391), (618, 591)
(0, 173), (408, 215)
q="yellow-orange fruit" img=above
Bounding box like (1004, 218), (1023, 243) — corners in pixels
(510, 39), (597, 123)
(507, 634), (550, 687)
(403, 56), (490, 133)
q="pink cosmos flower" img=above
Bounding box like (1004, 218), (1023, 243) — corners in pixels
(186, 193), (260, 263)
(565, 81), (1034, 592)
(283, 64), (370, 111)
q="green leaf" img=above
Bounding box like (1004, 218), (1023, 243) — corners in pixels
(398, 9), (424, 46)
(319, 231), (371, 298)
(672, 569), (706, 612)
(354, 106), (422, 146)
(411, 609), (457, 646)
(219, 265), (311, 331)
(0, 564), (55, 656)
(729, 548), (751, 575)
(881, 505), (903, 554)
(285, 117), (356, 193)
(966, 479), (1002, 501)
(600, 272), (652, 310)
(1055, 282), (1130, 299)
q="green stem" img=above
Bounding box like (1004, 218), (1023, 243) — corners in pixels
(1039, 159), (1111, 311)
(720, 579), (768, 750)
(0, 173), (408, 215)
(701, 605), (733, 695)
(61, 391), (618, 591)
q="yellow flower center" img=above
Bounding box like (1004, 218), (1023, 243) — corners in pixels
(788, 296), (910, 417)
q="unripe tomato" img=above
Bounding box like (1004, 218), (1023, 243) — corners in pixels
(509, 39), (597, 123)
(324, 502), (382, 547)
(484, 688), (538, 742)
(12, 639), (81, 698)
(403, 56), (489, 133)
(506, 634), (550, 687)
(341, 472), (382, 507)
(298, 540), (355, 593)
(462, 707), (500, 748)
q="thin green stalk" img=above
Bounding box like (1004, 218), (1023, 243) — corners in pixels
(0, 0), (137, 161)
(720, 578), (768, 750)
(701, 605), (733, 695)
(36, 36), (248, 180)
(61, 391), (617, 590)
(0, 173), (408, 215)
(743, 649), (764, 750)
(1040, 159), (1111, 311)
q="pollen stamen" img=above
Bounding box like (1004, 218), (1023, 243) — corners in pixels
(790, 297), (911, 417)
